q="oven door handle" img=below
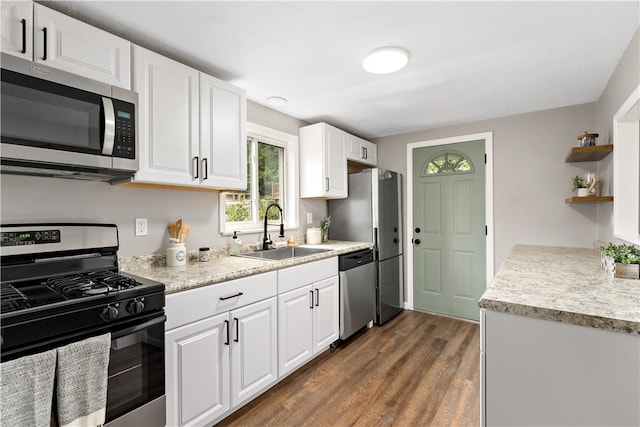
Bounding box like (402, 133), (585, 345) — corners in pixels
(110, 314), (166, 340)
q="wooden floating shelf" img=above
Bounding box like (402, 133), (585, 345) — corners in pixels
(565, 145), (613, 162)
(565, 196), (614, 203)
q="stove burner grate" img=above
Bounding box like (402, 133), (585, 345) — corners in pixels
(1, 284), (31, 312)
(46, 271), (143, 299)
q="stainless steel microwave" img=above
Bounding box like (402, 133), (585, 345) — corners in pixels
(0, 53), (138, 182)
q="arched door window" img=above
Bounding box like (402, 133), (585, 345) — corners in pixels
(422, 150), (475, 176)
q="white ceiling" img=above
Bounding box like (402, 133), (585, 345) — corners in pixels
(43, 1), (640, 139)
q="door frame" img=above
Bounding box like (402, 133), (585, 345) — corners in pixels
(405, 132), (495, 310)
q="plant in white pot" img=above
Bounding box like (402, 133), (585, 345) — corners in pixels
(600, 243), (640, 279)
(571, 175), (589, 197)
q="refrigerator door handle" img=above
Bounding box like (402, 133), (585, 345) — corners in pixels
(373, 227), (380, 259)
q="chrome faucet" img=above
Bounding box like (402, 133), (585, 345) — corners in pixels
(263, 203), (285, 250)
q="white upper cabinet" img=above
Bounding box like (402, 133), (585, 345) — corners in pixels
(1, 2), (130, 88)
(199, 73), (247, 190)
(133, 45), (199, 186)
(34, 4), (130, 88)
(132, 46), (247, 189)
(347, 134), (377, 166)
(1, 1), (33, 60)
(299, 122), (348, 199)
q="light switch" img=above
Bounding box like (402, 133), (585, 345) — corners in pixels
(307, 212), (313, 224)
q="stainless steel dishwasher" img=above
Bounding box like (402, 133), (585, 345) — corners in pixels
(338, 249), (376, 341)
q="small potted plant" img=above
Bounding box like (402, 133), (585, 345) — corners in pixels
(571, 175), (589, 197)
(320, 216), (331, 242)
(600, 243), (640, 279)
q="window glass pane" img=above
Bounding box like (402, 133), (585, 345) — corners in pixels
(224, 139), (252, 223)
(258, 142), (284, 220)
(423, 151), (474, 176)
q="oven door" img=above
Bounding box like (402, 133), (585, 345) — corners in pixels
(105, 312), (166, 427)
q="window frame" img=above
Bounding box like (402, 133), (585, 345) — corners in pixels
(219, 122), (299, 235)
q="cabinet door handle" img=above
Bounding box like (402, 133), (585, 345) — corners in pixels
(41, 27), (47, 60)
(325, 177), (329, 192)
(233, 318), (239, 343)
(315, 288), (319, 307)
(309, 290), (314, 309)
(202, 158), (208, 180)
(363, 147), (368, 160)
(219, 292), (243, 301)
(192, 156), (200, 179)
(20, 19), (27, 54)
(224, 320), (230, 345)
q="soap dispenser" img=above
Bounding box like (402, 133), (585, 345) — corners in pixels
(229, 231), (241, 256)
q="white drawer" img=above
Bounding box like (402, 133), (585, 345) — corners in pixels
(278, 257), (338, 294)
(165, 271), (277, 330)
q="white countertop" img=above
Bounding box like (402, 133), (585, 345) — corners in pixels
(478, 245), (640, 334)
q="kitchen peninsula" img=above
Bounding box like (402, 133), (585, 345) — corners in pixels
(479, 245), (640, 427)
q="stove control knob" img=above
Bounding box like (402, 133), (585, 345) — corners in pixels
(100, 304), (119, 322)
(126, 299), (145, 314)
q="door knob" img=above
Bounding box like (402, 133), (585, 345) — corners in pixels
(415, 227), (421, 233)
(414, 239), (421, 245)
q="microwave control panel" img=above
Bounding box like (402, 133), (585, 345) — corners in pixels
(112, 99), (135, 159)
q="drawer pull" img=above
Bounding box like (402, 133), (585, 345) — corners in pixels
(219, 292), (244, 301)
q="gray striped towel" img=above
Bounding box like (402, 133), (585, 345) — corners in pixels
(0, 348), (57, 427)
(56, 333), (111, 427)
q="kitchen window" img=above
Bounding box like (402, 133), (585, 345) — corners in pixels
(220, 123), (299, 234)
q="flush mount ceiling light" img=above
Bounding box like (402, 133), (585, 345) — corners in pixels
(362, 46), (410, 74)
(266, 96), (288, 107)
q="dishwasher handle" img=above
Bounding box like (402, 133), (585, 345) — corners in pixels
(339, 249), (374, 271)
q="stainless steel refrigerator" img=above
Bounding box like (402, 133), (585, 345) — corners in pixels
(328, 168), (403, 325)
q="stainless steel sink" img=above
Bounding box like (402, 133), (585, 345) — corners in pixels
(236, 246), (331, 261)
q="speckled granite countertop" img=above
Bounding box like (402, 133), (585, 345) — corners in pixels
(122, 241), (371, 294)
(478, 245), (640, 335)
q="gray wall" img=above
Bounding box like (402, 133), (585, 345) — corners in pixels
(0, 101), (326, 257)
(374, 102), (599, 272)
(373, 29), (639, 274)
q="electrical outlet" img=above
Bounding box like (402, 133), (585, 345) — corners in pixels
(135, 218), (148, 236)
(307, 212), (313, 224)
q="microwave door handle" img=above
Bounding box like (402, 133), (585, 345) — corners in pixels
(102, 97), (115, 155)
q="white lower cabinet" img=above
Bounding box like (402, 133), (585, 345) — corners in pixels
(166, 313), (230, 427)
(165, 272), (278, 427)
(165, 258), (340, 426)
(230, 297), (278, 408)
(278, 257), (339, 377)
(278, 286), (314, 376)
(311, 276), (339, 353)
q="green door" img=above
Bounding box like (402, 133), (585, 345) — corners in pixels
(412, 140), (486, 321)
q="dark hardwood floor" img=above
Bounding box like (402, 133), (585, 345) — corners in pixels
(218, 310), (481, 427)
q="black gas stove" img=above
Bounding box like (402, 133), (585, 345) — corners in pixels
(1, 223), (167, 426)
(0, 223), (165, 360)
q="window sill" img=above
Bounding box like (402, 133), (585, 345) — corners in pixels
(220, 225), (300, 237)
